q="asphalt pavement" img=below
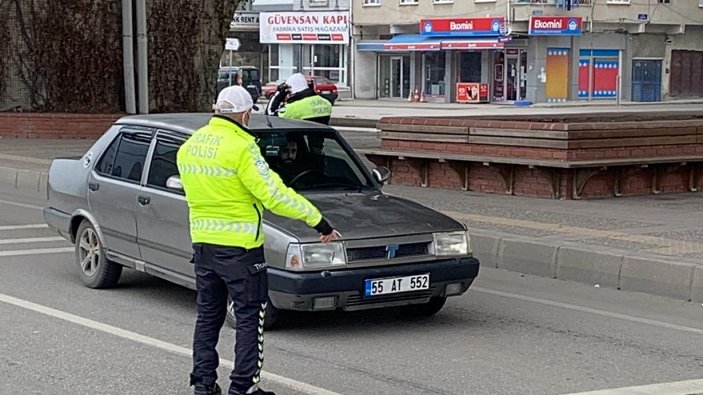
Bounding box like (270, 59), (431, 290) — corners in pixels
(1, 123), (701, 303)
(0, 190), (702, 394)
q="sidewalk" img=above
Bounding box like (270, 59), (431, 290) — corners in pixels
(1, 136), (701, 303)
(329, 99), (703, 124)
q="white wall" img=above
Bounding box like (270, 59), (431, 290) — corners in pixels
(353, 48), (377, 99)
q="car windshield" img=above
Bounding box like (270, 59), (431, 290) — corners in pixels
(254, 129), (373, 191)
(218, 70), (237, 79)
(242, 69), (259, 82)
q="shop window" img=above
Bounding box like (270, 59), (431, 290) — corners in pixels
(578, 49), (620, 99)
(459, 52), (481, 83)
(423, 52), (446, 97)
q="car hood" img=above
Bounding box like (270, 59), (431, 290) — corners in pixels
(265, 192), (463, 242)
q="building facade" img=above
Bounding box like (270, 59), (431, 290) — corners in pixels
(352, 0), (703, 103)
(253, 0), (351, 88)
(226, 0), (266, 73)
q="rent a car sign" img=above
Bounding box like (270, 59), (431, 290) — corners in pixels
(260, 11), (349, 44)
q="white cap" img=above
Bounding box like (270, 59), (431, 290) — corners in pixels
(285, 73), (309, 95)
(215, 85), (254, 114)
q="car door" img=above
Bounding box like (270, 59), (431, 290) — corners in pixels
(88, 128), (153, 260)
(136, 131), (194, 283)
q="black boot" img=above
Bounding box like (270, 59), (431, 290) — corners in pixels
(194, 382), (222, 395)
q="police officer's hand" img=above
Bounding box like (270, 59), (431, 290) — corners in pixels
(320, 229), (341, 244)
(314, 218), (339, 243)
(276, 83), (290, 95)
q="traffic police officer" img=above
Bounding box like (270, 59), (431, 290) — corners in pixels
(177, 86), (339, 395)
(265, 73), (333, 125)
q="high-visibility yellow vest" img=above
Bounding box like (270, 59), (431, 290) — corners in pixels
(176, 116), (322, 248)
(279, 95), (332, 121)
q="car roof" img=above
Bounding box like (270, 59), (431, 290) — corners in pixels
(115, 113), (332, 136)
(220, 65), (257, 70)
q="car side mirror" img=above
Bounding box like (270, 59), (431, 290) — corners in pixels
(372, 166), (391, 184)
(166, 175), (183, 191)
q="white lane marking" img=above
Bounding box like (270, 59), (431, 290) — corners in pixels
(564, 378), (703, 394)
(0, 237), (65, 245)
(0, 247), (74, 257)
(0, 292), (342, 395)
(473, 287), (703, 336)
(0, 224), (48, 231)
(0, 199), (45, 211)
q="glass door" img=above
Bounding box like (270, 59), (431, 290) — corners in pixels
(504, 49), (527, 101)
(390, 57), (403, 98)
(506, 55), (519, 101)
(379, 55), (409, 99)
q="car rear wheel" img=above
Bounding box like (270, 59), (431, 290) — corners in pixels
(398, 297), (446, 317)
(75, 220), (122, 289)
(226, 297), (284, 330)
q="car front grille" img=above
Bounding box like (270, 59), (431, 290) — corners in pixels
(346, 242), (429, 262)
(345, 287), (436, 309)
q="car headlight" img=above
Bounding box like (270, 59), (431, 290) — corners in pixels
(429, 231), (471, 256)
(285, 242), (346, 270)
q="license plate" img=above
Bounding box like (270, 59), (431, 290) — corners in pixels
(322, 90), (330, 94)
(364, 274), (430, 297)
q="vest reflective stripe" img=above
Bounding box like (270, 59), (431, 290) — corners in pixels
(281, 95), (332, 120)
(190, 219), (258, 235)
(262, 176), (315, 218)
(177, 164), (237, 177)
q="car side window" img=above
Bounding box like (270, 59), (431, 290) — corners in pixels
(147, 138), (182, 191)
(95, 132), (151, 183)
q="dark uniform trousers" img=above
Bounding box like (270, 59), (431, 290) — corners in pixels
(190, 243), (268, 395)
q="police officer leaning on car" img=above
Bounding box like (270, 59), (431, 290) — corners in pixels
(177, 85), (339, 395)
(265, 73), (332, 125)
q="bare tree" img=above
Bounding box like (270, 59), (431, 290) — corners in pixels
(2, 0), (241, 113)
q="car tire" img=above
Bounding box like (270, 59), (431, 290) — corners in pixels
(226, 297), (285, 330)
(74, 220), (122, 289)
(398, 297), (446, 317)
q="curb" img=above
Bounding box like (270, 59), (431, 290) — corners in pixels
(0, 166), (48, 199)
(469, 229), (703, 304)
(330, 117), (377, 129)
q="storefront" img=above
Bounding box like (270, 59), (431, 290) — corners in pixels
(357, 17), (511, 103)
(259, 11), (350, 87)
(526, 16), (625, 103)
(225, 9), (265, 72)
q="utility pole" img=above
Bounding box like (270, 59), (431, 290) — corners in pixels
(122, 0), (136, 114)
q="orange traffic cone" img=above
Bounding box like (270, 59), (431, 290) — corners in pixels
(408, 90), (413, 102)
(413, 87), (420, 102)
(419, 90), (426, 102)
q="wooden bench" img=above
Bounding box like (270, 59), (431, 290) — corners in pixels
(358, 148), (703, 199)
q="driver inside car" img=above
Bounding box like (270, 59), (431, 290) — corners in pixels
(277, 140), (310, 186)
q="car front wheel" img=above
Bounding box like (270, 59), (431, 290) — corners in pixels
(74, 220), (122, 289)
(398, 297), (446, 317)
